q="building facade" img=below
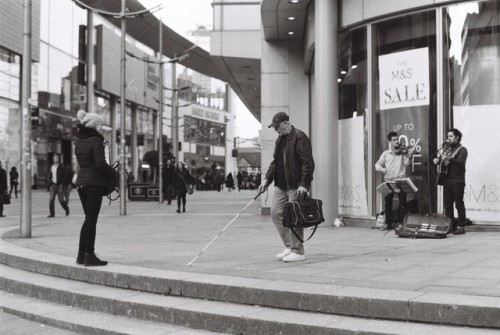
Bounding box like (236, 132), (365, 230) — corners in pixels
(212, 0), (500, 224)
(0, 0), (233, 188)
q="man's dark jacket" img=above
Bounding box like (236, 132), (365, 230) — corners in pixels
(74, 126), (114, 187)
(47, 164), (66, 190)
(265, 126), (314, 189)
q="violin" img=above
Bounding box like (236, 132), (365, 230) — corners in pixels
(393, 144), (412, 155)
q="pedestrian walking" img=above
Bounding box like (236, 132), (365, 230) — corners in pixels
(162, 159), (175, 205)
(74, 110), (115, 266)
(47, 153), (70, 217)
(173, 161), (194, 213)
(0, 162), (7, 217)
(258, 112), (315, 262)
(9, 167), (19, 199)
(237, 171), (243, 191)
(225, 172), (234, 191)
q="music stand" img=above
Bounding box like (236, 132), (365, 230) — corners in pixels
(376, 177), (418, 196)
(377, 178), (418, 235)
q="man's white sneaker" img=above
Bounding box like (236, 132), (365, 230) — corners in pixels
(276, 248), (292, 260)
(283, 252), (306, 262)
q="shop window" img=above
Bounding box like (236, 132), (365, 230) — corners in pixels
(373, 11), (437, 215)
(444, 1), (500, 222)
(338, 27), (369, 217)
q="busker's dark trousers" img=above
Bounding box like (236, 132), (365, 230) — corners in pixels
(444, 183), (466, 227)
(384, 191), (407, 225)
(49, 184), (69, 216)
(77, 186), (104, 253)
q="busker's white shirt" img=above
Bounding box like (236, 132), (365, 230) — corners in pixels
(51, 164), (58, 184)
(375, 150), (410, 181)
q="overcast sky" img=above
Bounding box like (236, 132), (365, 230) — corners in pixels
(139, 0), (261, 140)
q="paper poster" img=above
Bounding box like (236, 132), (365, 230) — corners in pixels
(338, 116), (368, 216)
(454, 105), (500, 223)
(379, 47), (429, 110)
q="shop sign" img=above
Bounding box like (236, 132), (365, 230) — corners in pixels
(377, 109), (430, 214)
(192, 107), (220, 121)
(379, 47), (429, 110)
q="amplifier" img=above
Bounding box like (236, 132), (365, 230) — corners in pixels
(396, 214), (452, 239)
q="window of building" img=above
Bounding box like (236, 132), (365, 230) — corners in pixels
(373, 10), (437, 214)
(338, 27), (369, 217)
(0, 48), (21, 101)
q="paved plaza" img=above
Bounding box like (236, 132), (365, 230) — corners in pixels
(2, 188), (500, 296)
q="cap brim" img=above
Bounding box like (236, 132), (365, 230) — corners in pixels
(268, 122), (278, 128)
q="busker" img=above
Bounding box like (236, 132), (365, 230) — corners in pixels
(433, 128), (468, 235)
(173, 161), (194, 213)
(375, 132), (414, 230)
(74, 110), (115, 266)
(258, 112), (315, 262)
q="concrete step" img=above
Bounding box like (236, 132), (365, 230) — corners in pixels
(0, 290), (224, 335)
(1, 264), (499, 335)
(1, 240), (500, 329)
(0, 309), (79, 335)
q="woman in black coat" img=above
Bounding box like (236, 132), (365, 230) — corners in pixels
(74, 110), (114, 266)
(173, 162), (194, 213)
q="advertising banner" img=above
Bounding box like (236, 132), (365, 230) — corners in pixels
(338, 116), (368, 216)
(379, 48), (429, 110)
(376, 108), (429, 213)
(454, 105), (500, 223)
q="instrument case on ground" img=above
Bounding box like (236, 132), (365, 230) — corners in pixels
(396, 214), (451, 239)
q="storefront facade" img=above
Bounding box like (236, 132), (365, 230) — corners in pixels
(213, 0), (500, 224)
(0, 0), (231, 188)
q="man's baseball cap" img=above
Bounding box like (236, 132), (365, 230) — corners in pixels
(268, 112), (289, 128)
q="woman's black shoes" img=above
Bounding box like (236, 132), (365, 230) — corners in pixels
(176, 209), (181, 213)
(83, 253), (108, 266)
(76, 252), (85, 265)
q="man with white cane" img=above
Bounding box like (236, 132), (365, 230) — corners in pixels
(258, 112), (315, 262)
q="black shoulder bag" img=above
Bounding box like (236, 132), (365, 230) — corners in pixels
(282, 193), (325, 242)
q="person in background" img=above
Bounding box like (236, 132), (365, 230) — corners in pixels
(9, 166), (19, 199)
(0, 162), (7, 217)
(47, 153), (70, 218)
(173, 161), (194, 213)
(258, 112), (315, 262)
(225, 172), (235, 192)
(162, 159), (175, 205)
(237, 171), (243, 191)
(74, 110), (115, 266)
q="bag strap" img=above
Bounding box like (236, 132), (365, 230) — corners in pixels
(289, 225), (318, 243)
(179, 173), (189, 188)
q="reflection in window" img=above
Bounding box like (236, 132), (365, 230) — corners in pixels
(0, 48), (21, 101)
(445, 1), (500, 107)
(184, 116), (226, 146)
(339, 28), (367, 119)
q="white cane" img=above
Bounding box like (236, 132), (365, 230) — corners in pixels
(187, 189), (265, 266)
